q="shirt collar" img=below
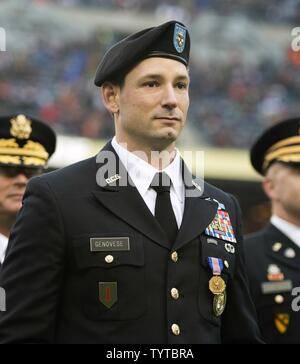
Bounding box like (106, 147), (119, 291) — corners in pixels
(0, 233), (8, 264)
(111, 137), (184, 202)
(271, 215), (300, 248)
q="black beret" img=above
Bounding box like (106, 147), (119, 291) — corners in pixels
(0, 114), (56, 169)
(250, 118), (300, 175)
(95, 20), (190, 87)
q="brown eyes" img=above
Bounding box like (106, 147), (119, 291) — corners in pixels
(143, 82), (188, 89)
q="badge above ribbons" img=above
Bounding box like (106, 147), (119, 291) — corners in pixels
(275, 314), (290, 335)
(99, 282), (118, 309)
(173, 23), (187, 54)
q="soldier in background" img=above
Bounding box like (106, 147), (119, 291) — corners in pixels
(0, 114), (56, 267)
(245, 118), (300, 344)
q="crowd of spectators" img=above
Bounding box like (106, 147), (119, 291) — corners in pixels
(1, 1), (300, 148)
(32, 0), (300, 25)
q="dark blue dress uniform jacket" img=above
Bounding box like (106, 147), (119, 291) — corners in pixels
(245, 224), (300, 344)
(0, 142), (262, 344)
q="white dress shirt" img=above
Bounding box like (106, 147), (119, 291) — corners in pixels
(111, 137), (185, 228)
(271, 215), (300, 249)
(0, 233), (8, 264)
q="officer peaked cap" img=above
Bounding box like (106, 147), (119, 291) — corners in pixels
(0, 114), (56, 169)
(251, 118), (300, 175)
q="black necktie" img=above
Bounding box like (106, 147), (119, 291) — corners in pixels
(151, 172), (178, 245)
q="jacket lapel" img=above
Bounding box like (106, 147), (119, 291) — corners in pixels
(92, 142), (218, 251)
(173, 164), (218, 251)
(265, 224), (300, 271)
(92, 142), (169, 249)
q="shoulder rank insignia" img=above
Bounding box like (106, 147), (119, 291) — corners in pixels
(205, 210), (237, 243)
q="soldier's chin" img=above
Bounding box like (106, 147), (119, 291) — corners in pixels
(6, 198), (23, 213)
(160, 127), (179, 141)
(154, 133), (177, 148)
(2, 206), (20, 217)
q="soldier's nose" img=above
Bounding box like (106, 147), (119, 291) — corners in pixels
(13, 173), (29, 185)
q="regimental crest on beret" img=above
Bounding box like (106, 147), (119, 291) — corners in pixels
(10, 114), (32, 140)
(173, 23), (186, 54)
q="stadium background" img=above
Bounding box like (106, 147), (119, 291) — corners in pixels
(1, 0), (300, 233)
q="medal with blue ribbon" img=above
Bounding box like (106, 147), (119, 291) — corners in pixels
(208, 257), (227, 317)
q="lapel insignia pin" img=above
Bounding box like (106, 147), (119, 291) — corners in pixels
(284, 248), (296, 259)
(213, 199), (226, 211)
(106, 174), (121, 185)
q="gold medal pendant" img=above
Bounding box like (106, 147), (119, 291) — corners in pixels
(209, 276), (226, 295)
(213, 292), (227, 317)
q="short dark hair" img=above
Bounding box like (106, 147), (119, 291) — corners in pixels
(108, 63), (136, 89)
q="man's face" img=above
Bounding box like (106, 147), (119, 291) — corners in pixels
(265, 163), (300, 220)
(114, 57), (190, 150)
(0, 167), (40, 216)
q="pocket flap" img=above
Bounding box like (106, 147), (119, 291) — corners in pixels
(73, 232), (144, 269)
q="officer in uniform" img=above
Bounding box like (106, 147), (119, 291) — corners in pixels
(0, 21), (262, 344)
(245, 118), (300, 344)
(0, 114), (56, 267)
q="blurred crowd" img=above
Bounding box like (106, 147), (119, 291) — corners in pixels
(1, 30), (300, 148)
(1, 1), (300, 148)
(32, 0), (300, 24)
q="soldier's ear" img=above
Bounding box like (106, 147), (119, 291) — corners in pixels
(262, 176), (275, 200)
(101, 82), (120, 114)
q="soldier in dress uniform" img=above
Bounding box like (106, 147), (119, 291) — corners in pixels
(0, 21), (262, 344)
(0, 115), (56, 268)
(245, 118), (300, 344)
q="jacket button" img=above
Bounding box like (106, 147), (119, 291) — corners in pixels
(272, 242), (283, 252)
(171, 251), (178, 263)
(171, 288), (180, 300)
(275, 295), (284, 304)
(171, 324), (181, 336)
(105, 255), (114, 264)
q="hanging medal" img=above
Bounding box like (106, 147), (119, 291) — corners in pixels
(208, 257), (227, 317)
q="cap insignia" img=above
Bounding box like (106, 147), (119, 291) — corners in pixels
(174, 23), (186, 54)
(10, 115), (32, 140)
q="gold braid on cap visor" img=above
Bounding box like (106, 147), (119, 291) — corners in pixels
(0, 139), (49, 166)
(263, 136), (300, 171)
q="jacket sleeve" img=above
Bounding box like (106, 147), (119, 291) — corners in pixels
(221, 194), (264, 344)
(0, 176), (66, 344)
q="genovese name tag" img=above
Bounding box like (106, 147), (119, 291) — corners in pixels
(90, 237), (130, 252)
